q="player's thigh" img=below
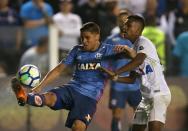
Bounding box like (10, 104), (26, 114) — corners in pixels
(47, 86), (73, 110)
(43, 91), (57, 107)
(109, 88), (128, 109)
(149, 94), (171, 124)
(127, 90), (142, 110)
(65, 90), (97, 128)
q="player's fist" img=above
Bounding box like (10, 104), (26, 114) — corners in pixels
(130, 71), (140, 78)
(114, 45), (129, 53)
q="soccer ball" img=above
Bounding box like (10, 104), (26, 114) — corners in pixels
(17, 64), (41, 88)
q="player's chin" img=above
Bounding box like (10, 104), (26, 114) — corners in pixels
(83, 46), (91, 51)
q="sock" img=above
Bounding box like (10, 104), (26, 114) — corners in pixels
(111, 117), (122, 131)
(27, 93), (45, 107)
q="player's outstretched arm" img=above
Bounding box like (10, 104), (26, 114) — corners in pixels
(115, 53), (146, 75)
(97, 66), (116, 77)
(114, 71), (139, 84)
(32, 63), (67, 93)
(97, 67), (138, 83)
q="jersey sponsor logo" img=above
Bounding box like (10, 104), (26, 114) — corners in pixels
(77, 63), (101, 70)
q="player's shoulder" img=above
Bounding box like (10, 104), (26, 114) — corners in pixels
(105, 33), (131, 44)
(137, 36), (157, 53)
(138, 36), (153, 46)
(21, 1), (33, 11)
(104, 33), (119, 43)
(69, 13), (82, 19)
(71, 45), (83, 51)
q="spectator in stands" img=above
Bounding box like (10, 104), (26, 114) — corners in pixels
(20, 0), (53, 48)
(142, 0), (166, 69)
(118, 0), (147, 14)
(164, 0), (188, 46)
(143, 16), (166, 70)
(173, 32), (188, 77)
(20, 36), (49, 77)
(0, 0), (22, 74)
(75, 0), (104, 25)
(53, 0), (82, 59)
(99, 0), (120, 41)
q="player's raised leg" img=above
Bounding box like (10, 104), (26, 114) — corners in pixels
(11, 77), (57, 108)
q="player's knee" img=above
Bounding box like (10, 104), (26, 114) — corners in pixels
(72, 120), (86, 131)
(43, 92), (57, 107)
(132, 124), (146, 131)
(112, 108), (122, 119)
(148, 121), (164, 131)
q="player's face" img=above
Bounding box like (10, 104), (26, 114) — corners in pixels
(124, 21), (142, 43)
(81, 31), (100, 51)
(118, 15), (128, 33)
(60, 2), (72, 13)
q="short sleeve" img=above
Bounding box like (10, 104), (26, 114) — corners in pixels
(61, 46), (78, 65)
(136, 39), (150, 55)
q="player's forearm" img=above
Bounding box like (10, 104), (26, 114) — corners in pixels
(115, 53), (146, 74)
(115, 61), (140, 75)
(116, 76), (135, 84)
(37, 63), (66, 89)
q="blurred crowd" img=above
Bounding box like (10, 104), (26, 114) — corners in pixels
(0, 0), (188, 77)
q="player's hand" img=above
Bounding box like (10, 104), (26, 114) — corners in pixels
(130, 71), (140, 78)
(114, 45), (137, 58)
(114, 45), (129, 53)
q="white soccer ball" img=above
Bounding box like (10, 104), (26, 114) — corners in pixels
(17, 64), (41, 89)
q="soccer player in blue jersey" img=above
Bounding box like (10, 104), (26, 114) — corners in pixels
(11, 22), (133, 131)
(105, 10), (141, 131)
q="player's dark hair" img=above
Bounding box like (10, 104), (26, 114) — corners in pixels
(118, 9), (132, 17)
(127, 15), (145, 31)
(80, 22), (100, 34)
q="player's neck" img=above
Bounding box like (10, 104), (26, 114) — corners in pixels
(91, 41), (100, 51)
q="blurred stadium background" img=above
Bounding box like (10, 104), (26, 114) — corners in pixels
(1, 0), (188, 130)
